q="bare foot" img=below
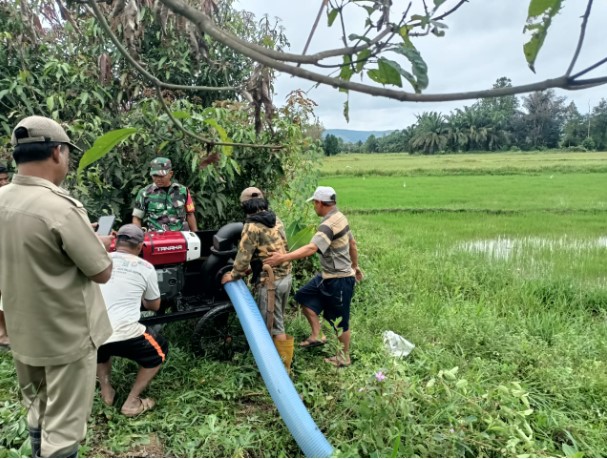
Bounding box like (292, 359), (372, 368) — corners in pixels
(100, 387), (116, 406)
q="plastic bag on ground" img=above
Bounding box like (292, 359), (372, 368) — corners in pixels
(383, 330), (415, 358)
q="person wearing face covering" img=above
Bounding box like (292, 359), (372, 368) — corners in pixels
(221, 187), (294, 369)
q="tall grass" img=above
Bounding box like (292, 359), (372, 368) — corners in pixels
(1, 151), (607, 457)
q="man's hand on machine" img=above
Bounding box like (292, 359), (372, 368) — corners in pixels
(221, 272), (234, 285)
(97, 235), (115, 250)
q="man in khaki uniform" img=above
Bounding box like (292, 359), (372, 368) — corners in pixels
(0, 163), (11, 348)
(0, 116), (113, 458)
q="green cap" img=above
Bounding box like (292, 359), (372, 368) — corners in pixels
(150, 157), (172, 176)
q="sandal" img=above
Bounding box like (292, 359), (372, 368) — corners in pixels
(324, 355), (351, 368)
(121, 397), (156, 417)
(299, 337), (327, 349)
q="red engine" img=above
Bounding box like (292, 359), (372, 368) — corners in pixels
(110, 231), (202, 266)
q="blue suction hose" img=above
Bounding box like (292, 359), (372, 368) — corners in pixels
(224, 280), (333, 458)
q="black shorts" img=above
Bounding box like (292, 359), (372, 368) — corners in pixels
(294, 274), (356, 331)
(97, 328), (169, 368)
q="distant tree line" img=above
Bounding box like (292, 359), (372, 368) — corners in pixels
(322, 77), (607, 155)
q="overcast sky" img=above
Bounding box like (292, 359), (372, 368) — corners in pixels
(236, 0), (607, 131)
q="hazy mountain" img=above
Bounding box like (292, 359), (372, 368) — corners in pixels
(323, 129), (394, 143)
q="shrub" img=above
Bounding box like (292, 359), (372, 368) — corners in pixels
(581, 137), (596, 151)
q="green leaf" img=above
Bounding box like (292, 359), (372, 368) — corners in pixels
(203, 118), (233, 157)
(523, 0), (563, 71)
(431, 26), (446, 37)
(327, 8), (339, 27)
(378, 58), (403, 87)
(562, 444), (578, 457)
(391, 44), (429, 91)
(348, 34), (371, 44)
(528, 0), (560, 16)
(158, 140), (169, 152)
(391, 434), (401, 458)
(287, 224), (316, 251)
(356, 49), (372, 73)
(171, 111), (191, 120)
(46, 96), (54, 112)
(410, 14), (429, 26)
(368, 58), (404, 87)
(339, 55), (354, 81)
(343, 99), (350, 123)
(78, 128), (137, 172)
(367, 69), (382, 84)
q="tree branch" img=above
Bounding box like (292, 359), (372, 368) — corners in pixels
(570, 56), (607, 80)
(567, 75), (607, 89)
(157, 0), (394, 65)
(299, 0), (329, 66)
(87, 0), (236, 93)
(566, 0), (594, 77)
(154, 86), (282, 150)
(432, 0), (469, 22)
(158, 0), (607, 103)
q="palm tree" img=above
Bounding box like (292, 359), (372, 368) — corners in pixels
(410, 112), (448, 154)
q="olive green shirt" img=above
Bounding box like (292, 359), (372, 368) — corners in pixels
(0, 175), (112, 366)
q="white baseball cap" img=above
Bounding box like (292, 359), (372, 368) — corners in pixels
(306, 186), (337, 203)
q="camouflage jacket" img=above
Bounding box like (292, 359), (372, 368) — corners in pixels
(132, 182), (195, 231)
(231, 210), (291, 281)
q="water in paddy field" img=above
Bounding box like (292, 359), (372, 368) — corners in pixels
(457, 236), (607, 261)
(453, 236), (607, 284)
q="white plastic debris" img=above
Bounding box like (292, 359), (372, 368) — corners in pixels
(382, 330), (415, 358)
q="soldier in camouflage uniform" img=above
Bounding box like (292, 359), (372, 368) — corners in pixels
(222, 187), (292, 342)
(132, 157), (198, 231)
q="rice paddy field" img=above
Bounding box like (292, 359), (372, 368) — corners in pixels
(1, 151), (607, 457)
(319, 152), (607, 457)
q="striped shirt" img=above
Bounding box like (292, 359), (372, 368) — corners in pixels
(311, 208), (355, 279)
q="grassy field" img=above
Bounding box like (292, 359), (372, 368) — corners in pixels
(2, 151), (607, 457)
(322, 173), (607, 212)
(322, 151), (607, 176)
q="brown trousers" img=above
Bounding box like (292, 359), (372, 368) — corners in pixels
(13, 349), (97, 457)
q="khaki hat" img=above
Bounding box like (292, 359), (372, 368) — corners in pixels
(306, 186), (336, 203)
(150, 157), (172, 176)
(11, 116), (82, 152)
(240, 186), (264, 203)
(116, 224), (145, 243)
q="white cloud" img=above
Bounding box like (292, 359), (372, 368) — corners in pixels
(237, 0), (607, 130)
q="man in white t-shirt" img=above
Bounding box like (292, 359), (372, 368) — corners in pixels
(97, 224), (168, 417)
